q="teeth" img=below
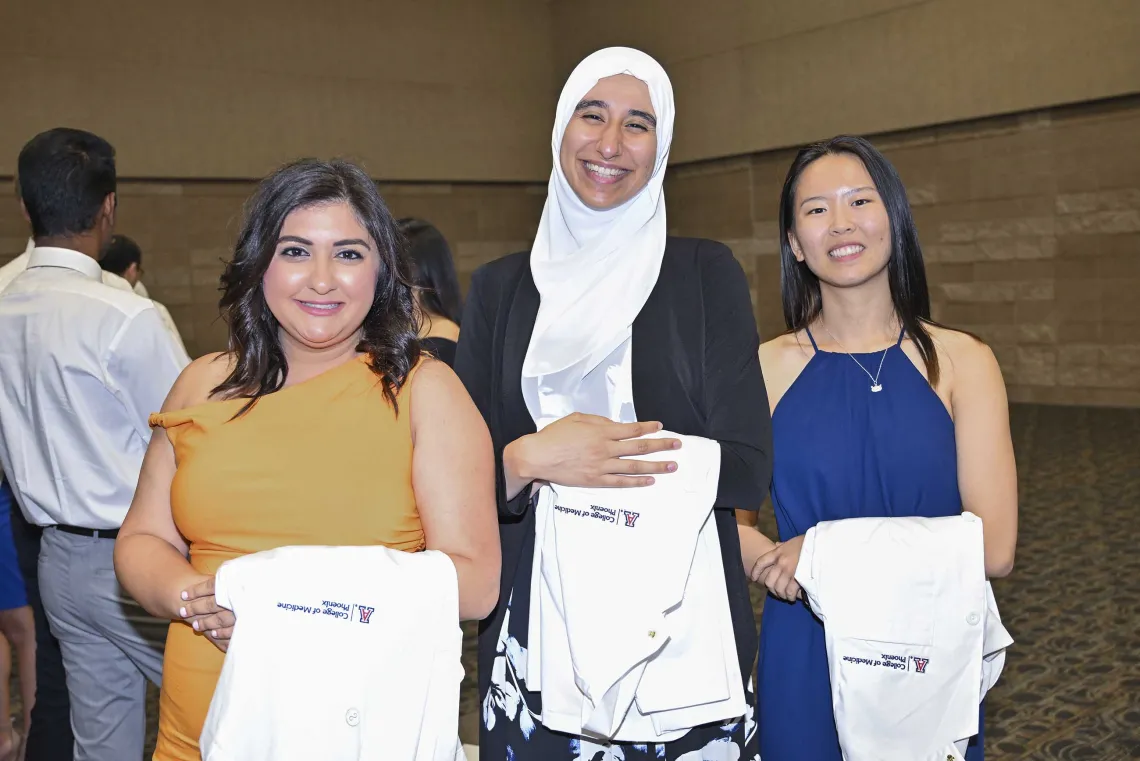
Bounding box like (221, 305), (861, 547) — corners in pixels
(301, 302), (338, 310)
(585, 162), (626, 178)
(829, 244), (864, 258)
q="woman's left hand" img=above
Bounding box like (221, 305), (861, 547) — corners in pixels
(751, 535), (805, 602)
(179, 576), (236, 652)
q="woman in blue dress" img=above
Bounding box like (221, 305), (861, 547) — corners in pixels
(737, 135), (1019, 760)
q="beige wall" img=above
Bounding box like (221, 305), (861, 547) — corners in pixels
(0, 0), (555, 181)
(664, 95), (1140, 407)
(0, 180), (544, 359)
(554, 0), (1140, 165)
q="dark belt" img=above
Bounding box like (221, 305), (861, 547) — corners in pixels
(54, 524), (119, 539)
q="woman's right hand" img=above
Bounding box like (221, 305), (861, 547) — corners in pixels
(505, 413), (681, 494)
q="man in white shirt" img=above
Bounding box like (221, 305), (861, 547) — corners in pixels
(98, 233), (190, 360)
(0, 128), (188, 760)
(1, 234), (190, 363)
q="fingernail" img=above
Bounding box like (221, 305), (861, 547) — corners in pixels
(645, 477), (655, 486)
(181, 591), (189, 600)
(671, 440), (681, 449)
(666, 462), (677, 472)
(179, 607), (187, 618)
(192, 621), (200, 631)
(656, 422), (663, 431)
(211, 630), (218, 637)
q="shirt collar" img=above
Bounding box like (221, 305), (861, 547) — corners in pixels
(23, 238), (34, 255)
(27, 247), (104, 282)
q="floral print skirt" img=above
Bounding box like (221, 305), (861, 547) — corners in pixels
(481, 596), (759, 761)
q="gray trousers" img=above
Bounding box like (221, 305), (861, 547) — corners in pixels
(39, 526), (166, 761)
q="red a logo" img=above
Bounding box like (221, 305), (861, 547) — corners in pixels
(357, 606), (375, 624)
(623, 511), (640, 528)
(911, 657), (929, 674)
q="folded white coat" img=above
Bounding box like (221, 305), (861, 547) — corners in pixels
(526, 432), (746, 741)
(793, 512), (1014, 761)
(200, 545), (466, 761)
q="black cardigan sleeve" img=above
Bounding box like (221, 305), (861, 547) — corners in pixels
(453, 263), (535, 519)
(699, 240), (774, 510)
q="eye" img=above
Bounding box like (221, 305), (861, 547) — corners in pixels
(581, 113), (604, 123)
(626, 121), (650, 133)
(336, 249), (364, 261)
(852, 198), (872, 207)
(280, 246), (307, 258)
(805, 206), (826, 216)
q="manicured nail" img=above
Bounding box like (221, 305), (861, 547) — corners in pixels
(211, 630), (218, 637)
(666, 462), (677, 472)
(672, 440), (682, 449)
(645, 477), (655, 485)
(181, 591), (189, 600)
(656, 422), (664, 431)
(192, 621), (200, 631)
(179, 607), (187, 618)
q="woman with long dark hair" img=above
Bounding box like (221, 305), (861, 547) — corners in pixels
(738, 136), (1018, 759)
(113, 159), (500, 761)
(397, 218), (462, 367)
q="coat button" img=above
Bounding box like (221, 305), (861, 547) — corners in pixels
(346, 708), (360, 726)
(966, 612), (980, 626)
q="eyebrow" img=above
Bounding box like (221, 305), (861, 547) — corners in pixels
(799, 186), (877, 207)
(574, 99), (658, 128)
(277, 235), (372, 249)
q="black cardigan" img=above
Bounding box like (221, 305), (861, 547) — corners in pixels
(454, 236), (773, 700)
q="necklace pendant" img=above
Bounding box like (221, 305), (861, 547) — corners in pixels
(871, 383), (883, 393)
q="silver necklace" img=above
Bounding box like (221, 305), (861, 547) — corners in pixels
(821, 321), (890, 393)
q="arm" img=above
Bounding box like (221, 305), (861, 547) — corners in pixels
(700, 242), (773, 509)
(410, 360), (501, 620)
(453, 264), (534, 514)
(949, 338), (1018, 578)
(114, 357), (215, 620)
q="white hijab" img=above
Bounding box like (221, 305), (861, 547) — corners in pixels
(522, 47), (674, 382)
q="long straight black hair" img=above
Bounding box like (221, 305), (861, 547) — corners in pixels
(214, 159), (420, 413)
(396, 218), (463, 325)
(778, 135), (943, 385)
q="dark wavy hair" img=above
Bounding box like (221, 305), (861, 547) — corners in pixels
(213, 159), (420, 413)
(779, 135), (943, 385)
(396, 218), (463, 325)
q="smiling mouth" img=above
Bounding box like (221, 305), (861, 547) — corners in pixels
(582, 161), (631, 183)
(296, 300), (343, 314)
(828, 244), (865, 259)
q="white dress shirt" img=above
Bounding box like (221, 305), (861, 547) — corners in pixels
(202, 545), (466, 761)
(794, 512), (1013, 761)
(0, 247), (187, 528)
(1, 239), (189, 362)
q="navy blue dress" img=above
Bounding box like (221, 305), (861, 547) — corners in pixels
(756, 328), (984, 760)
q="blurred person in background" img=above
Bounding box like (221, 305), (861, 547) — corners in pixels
(398, 218), (463, 368)
(100, 234), (190, 361)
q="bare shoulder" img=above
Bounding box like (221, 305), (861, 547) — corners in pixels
(927, 324), (1000, 375)
(408, 357), (488, 441)
(163, 352), (236, 412)
(759, 331), (813, 366)
(925, 324), (1005, 403)
(408, 357), (469, 411)
(758, 331), (815, 412)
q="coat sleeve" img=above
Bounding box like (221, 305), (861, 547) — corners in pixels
(699, 240), (773, 510)
(453, 264), (535, 519)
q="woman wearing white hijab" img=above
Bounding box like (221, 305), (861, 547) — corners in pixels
(455, 48), (772, 760)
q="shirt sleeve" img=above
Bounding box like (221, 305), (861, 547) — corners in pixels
(106, 306), (190, 439)
(698, 240), (774, 510)
(453, 263), (535, 518)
